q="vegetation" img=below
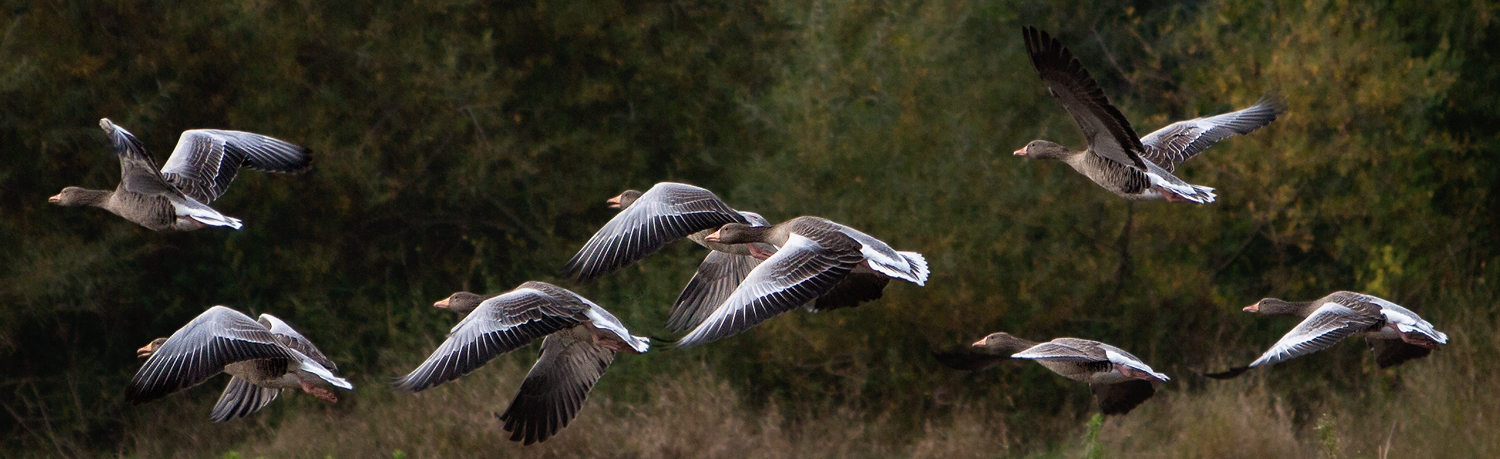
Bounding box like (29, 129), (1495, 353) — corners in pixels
(3, 0), (1497, 457)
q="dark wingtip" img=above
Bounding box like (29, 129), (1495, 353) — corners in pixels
(1204, 366), (1252, 380)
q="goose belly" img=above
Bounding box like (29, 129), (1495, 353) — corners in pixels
(1036, 360), (1129, 384)
(1071, 155), (1155, 199)
(224, 359), (300, 389)
(108, 192), (178, 231)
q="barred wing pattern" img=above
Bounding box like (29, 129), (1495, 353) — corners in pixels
(160, 130), (312, 204)
(563, 183), (749, 282)
(125, 306), (297, 404)
(396, 288), (589, 392)
(1139, 95), (1284, 172)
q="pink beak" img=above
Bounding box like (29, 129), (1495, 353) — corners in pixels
(606, 195), (623, 209)
(1242, 304), (1259, 313)
(971, 339), (986, 347)
(48, 194), (62, 203)
(434, 298), (450, 309)
(704, 229), (723, 243)
(1012, 148), (1027, 156)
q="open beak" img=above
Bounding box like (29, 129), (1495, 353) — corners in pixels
(971, 339), (986, 348)
(434, 298), (450, 309)
(1242, 304), (1259, 313)
(136, 344), (156, 358)
(606, 195), (624, 209)
(704, 229), (723, 243)
(48, 194), (61, 204)
(1012, 148), (1027, 156)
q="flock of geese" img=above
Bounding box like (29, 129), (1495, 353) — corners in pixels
(49, 27), (1449, 444)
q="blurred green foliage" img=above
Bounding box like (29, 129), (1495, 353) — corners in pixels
(1, 0), (1496, 455)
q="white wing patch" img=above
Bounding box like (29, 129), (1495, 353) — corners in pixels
(1104, 349), (1169, 381)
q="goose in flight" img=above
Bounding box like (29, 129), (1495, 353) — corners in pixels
(49, 118), (311, 231)
(126, 306), (351, 421)
(1208, 291), (1447, 378)
(969, 332), (1169, 415)
(561, 182), (774, 332)
(1015, 27), (1282, 204)
(396, 282), (649, 444)
(674, 216), (929, 347)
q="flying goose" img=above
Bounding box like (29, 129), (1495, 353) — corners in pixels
(970, 332), (1169, 415)
(561, 182), (775, 332)
(126, 306), (352, 421)
(1208, 291), (1447, 378)
(49, 118), (311, 231)
(396, 282), (649, 445)
(674, 216), (929, 347)
(1015, 27), (1283, 204)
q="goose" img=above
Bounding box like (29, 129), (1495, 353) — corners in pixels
(1015, 27), (1283, 204)
(126, 306), (352, 421)
(674, 216), (929, 347)
(396, 282), (650, 445)
(970, 332), (1169, 415)
(1208, 291), (1447, 378)
(49, 118), (311, 231)
(561, 182), (774, 332)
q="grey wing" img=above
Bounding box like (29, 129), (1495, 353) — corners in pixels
(209, 376), (283, 422)
(1365, 337), (1432, 369)
(103, 123), (179, 197)
(1091, 380), (1156, 415)
(1022, 27), (1148, 170)
(160, 130), (312, 204)
(497, 333), (616, 445)
(562, 183), (750, 282)
(395, 288), (589, 392)
(1011, 339), (1108, 362)
(126, 306), (296, 404)
(667, 251), (762, 332)
(1249, 303), (1382, 367)
(1139, 95), (1284, 172)
(675, 233), (862, 347)
(258, 314), (337, 371)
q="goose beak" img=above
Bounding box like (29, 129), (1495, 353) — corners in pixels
(1242, 304), (1259, 313)
(48, 194), (62, 204)
(433, 298), (450, 309)
(606, 195), (624, 209)
(136, 343), (156, 358)
(705, 229), (723, 243)
(971, 339), (987, 348)
(1013, 147), (1027, 156)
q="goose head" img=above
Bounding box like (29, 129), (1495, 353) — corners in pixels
(49, 187), (109, 207)
(1014, 140), (1071, 160)
(971, 332), (1037, 354)
(607, 190), (644, 209)
(1243, 298), (1309, 316)
(136, 337), (167, 358)
(434, 292), (489, 314)
(705, 223), (772, 244)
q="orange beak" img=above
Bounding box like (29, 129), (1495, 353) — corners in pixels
(48, 194), (62, 204)
(136, 343), (156, 358)
(1243, 304), (1259, 313)
(971, 339), (987, 347)
(434, 298), (450, 309)
(1013, 147), (1027, 156)
(705, 229), (723, 243)
(606, 195), (624, 209)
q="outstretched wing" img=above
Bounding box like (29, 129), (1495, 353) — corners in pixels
(209, 376), (283, 422)
(1248, 303), (1382, 367)
(160, 130), (312, 204)
(667, 251), (762, 332)
(497, 333), (616, 445)
(101, 120), (179, 197)
(1139, 95), (1284, 172)
(258, 314), (338, 372)
(126, 306), (295, 405)
(1022, 27), (1147, 170)
(675, 233), (861, 347)
(562, 182), (749, 282)
(395, 288), (589, 392)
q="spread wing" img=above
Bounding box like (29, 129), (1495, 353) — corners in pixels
(126, 306), (295, 404)
(258, 314), (337, 371)
(675, 233), (861, 347)
(395, 288), (590, 392)
(101, 121), (179, 197)
(667, 251), (762, 332)
(1139, 95), (1284, 172)
(1011, 339), (1108, 362)
(1249, 303), (1382, 367)
(160, 130), (312, 204)
(1022, 27), (1147, 170)
(209, 376), (283, 422)
(497, 332), (615, 445)
(562, 182), (749, 282)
